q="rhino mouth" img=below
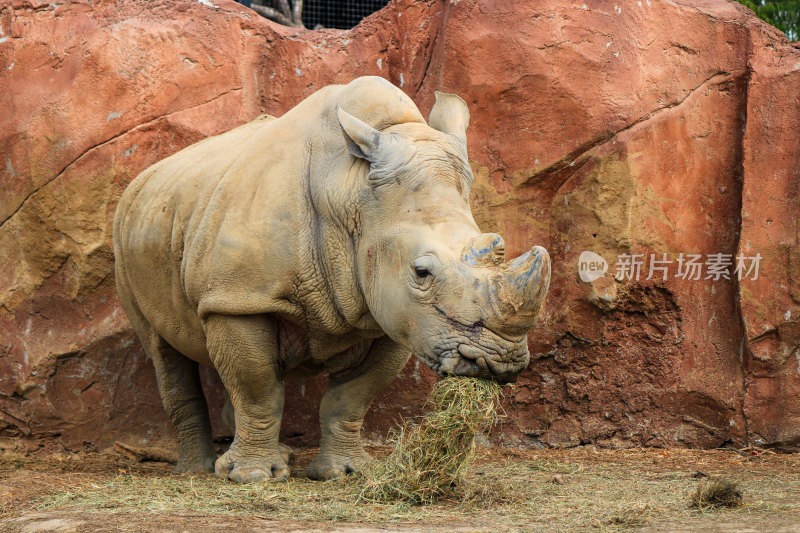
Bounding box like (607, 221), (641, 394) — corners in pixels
(421, 327), (531, 383)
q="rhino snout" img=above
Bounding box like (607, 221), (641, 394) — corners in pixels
(457, 342), (528, 383)
(432, 334), (530, 384)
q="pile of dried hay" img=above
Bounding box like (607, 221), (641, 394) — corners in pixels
(690, 476), (743, 509)
(359, 377), (503, 505)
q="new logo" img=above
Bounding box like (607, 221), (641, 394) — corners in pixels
(578, 251), (608, 282)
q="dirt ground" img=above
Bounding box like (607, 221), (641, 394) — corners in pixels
(1, 445), (799, 532)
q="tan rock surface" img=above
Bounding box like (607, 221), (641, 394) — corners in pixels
(1, 0), (798, 450)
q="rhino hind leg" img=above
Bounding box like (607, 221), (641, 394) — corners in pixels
(206, 314), (289, 483)
(147, 336), (217, 474)
(307, 337), (411, 480)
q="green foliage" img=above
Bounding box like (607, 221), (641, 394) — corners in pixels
(736, 0), (800, 40)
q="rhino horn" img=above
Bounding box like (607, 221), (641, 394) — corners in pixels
(461, 233), (505, 266)
(428, 91), (470, 146)
(488, 246), (551, 335)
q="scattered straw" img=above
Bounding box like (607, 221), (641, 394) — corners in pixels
(359, 377), (502, 505)
(690, 476), (743, 509)
(10, 448), (798, 530)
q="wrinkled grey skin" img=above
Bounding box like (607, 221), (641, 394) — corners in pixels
(113, 76), (550, 483)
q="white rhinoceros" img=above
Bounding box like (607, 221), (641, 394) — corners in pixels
(113, 76), (550, 483)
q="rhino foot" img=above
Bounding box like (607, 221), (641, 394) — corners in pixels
(215, 448), (289, 483)
(278, 442), (293, 464)
(174, 454), (216, 475)
(306, 448), (370, 480)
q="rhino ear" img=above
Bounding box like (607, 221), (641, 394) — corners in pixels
(428, 91), (470, 146)
(337, 106), (384, 162)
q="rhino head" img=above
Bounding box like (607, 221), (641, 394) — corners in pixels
(338, 92), (550, 383)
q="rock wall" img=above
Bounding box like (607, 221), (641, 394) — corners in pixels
(1, 0), (799, 452)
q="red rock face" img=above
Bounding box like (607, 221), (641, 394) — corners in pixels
(1, 0), (798, 452)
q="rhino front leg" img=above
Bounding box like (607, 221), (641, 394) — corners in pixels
(205, 314), (289, 483)
(307, 337), (412, 480)
(220, 388), (293, 464)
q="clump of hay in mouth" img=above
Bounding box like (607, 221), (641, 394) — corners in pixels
(690, 476), (743, 509)
(359, 377), (503, 505)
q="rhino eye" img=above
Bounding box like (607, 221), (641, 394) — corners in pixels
(410, 255), (437, 291)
